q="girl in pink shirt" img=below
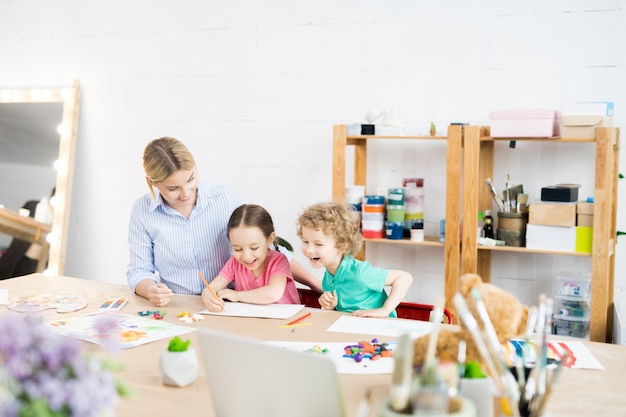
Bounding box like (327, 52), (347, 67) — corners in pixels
(202, 204), (301, 312)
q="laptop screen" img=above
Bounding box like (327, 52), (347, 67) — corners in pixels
(197, 328), (346, 417)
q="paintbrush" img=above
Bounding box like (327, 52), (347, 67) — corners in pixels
(389, 333), (414, 412)
(517, 306), (538, 390)
(414, 297), (449, 414)
(505, 174), (511, 212)
(524, 295), (548, 411)
(530, 351), (569, 417)
(453, 293), (515, 416)
(470, 289), (520, 416)
(485, 178), (506, 212)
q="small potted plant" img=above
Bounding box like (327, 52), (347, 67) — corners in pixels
(159, 336), (198, 387)
(429, 122), (436, 137)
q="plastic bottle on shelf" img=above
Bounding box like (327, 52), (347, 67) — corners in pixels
(477, 211), (484, 242)
(482, 209), (494, 239)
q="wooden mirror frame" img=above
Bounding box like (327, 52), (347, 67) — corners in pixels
(0, 80), (80, 275)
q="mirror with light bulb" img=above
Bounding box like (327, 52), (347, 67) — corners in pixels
(0, 81), (80, 278)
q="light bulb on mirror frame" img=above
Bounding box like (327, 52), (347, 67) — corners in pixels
(46, 231), (59, 244)
(50, 195), (61, 208)
(29, 89), (43, 100)
(0, 89), (13, 100)
(57, 123), (67, 135)
(61, 88), (74, 100)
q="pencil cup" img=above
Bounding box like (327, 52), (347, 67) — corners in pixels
(496, 211), (528, 247)
(377, 397), (476, 417)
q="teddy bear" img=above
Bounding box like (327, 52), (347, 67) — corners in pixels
(412, 273), (529, 371)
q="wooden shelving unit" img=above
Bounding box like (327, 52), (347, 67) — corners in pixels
(460, 126), (621, 342)
(331, 124), (464, 309)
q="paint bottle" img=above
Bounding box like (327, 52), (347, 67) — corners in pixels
(482, 210), (494, 239)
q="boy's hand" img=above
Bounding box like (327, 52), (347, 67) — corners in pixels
(351, 308), (389, 318)
(319, 290), (338, 310)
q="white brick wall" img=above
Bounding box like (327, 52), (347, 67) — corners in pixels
(1, 1), (624, 306)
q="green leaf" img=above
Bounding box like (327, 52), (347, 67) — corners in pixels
(167, 336), (191, 352)
(19, 398), (66, 417)
(463, 361), (487, 378)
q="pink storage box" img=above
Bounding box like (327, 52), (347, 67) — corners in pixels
(489, 109), (561, 138)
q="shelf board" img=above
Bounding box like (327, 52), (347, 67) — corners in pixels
(480, 136), (596, 143)
(363, 236), (444, 247)
(347, 134), (447, 140)
(477, 245), (590, 257)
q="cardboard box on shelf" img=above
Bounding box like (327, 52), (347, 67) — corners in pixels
(577, 214), (594, 227)
(577, 201), (594, 227)
(489, 109), (561, 138)
(526, 224), (576, 252)
(562, 115), (613, 138)
(529, 201), (576, 227)
(562, 101), (614, 139)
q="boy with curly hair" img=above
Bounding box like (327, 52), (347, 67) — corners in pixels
(297, 201), (413, 318)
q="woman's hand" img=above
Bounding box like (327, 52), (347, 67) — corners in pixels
(148, 283), (173, 307)
(318, 290), (338, 310)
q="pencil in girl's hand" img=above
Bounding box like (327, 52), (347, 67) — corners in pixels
(198, 271), (210, 287)
(198, 271), (223, 311)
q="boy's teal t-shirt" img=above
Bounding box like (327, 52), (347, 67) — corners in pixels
(322, 255), (396, 318)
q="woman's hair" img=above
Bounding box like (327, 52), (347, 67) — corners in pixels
(142, 137), (196, 199)
(296, 201), (362, 256)
(227, 204), (278, 250)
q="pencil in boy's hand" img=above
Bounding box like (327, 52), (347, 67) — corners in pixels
(198, 271), (223, 311)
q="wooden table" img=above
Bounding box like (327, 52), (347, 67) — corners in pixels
(0, 207), (50, 271)
(1, 274), (624, 416)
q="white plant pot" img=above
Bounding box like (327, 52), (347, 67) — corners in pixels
(159, 348), (199, 387)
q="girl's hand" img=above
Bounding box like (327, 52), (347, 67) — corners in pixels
(148, 283), (173, 307)
(201, 287), (224, 312)
(217, 288), (239, 303)
(319, 290), (338, 310)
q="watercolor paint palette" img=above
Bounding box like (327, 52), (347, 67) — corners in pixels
(7, 292), (87, 313)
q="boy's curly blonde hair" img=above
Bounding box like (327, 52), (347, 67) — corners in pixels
(296, 201), (363, 257)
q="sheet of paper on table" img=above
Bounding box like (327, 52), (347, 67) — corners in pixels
(47, 313), (195, 349)
(264, 340), (397, 374)
(198, 302), (305, 319)
(327, 315), (433, 339)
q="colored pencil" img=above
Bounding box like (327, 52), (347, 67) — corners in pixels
(287, 312), (311, 326)
(198, 271), (223, 311)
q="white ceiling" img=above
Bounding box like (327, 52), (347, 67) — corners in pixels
(0, 102), (63, 166)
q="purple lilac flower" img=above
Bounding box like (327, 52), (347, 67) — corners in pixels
(0, 313), (121, 417)
(92, 312), (121, 353)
